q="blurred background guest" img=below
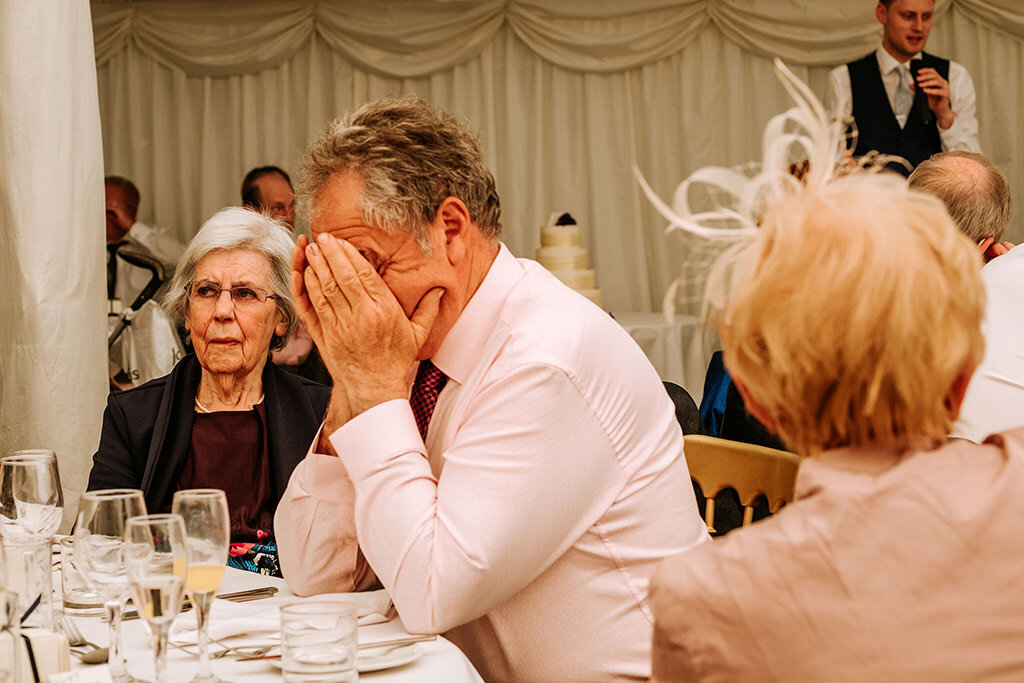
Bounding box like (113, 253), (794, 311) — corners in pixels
(650, 170), (1024, 681)
(909, 152), (1022, 443)
(105, 175), (186, 304)
(241, 165), (330, 385)
(88, 207), (329, 576)
(241, 166), (296, 231)
(909, 151), (1013, 262)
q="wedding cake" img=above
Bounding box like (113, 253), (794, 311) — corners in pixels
(535, 212), (602, 307)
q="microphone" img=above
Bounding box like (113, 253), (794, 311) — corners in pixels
(909, 59), (933, 126)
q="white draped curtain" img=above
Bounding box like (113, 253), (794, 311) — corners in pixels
(2, 1), (107, 530)
(92, 0), (1024, 312)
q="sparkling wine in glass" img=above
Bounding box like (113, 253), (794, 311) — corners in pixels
(171, 489), (229, 683)
(0, 450), (63, 628)
(125, 514), (188, 683)
(75, 489), (147, 682)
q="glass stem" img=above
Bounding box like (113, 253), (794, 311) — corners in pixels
(105, 597), (127, 680)
(5, 598), (22, 683)
(193, 591), (215, 678)
(152, 623), (171, 683)
(30, 539), (54, 629)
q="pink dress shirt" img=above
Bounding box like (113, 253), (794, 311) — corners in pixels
(650, 428), (1024, 682)
(275, 244), (709, 681)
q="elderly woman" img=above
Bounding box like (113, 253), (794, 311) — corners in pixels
(649, 171), (1024, 681)
(88, 207), (329, 575)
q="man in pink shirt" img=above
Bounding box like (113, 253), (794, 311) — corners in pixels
(650, 170), (1024, 681)
(274, 95), (709, 681)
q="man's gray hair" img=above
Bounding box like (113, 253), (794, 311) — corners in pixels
(163, 206), (298, 350)
(908, 151), (1013, 244)
(297, 95), (501, 251)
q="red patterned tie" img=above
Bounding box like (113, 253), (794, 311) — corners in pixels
(410, 360), (448, 440)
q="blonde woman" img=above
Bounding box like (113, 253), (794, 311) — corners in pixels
(650, 171), (1024, 681)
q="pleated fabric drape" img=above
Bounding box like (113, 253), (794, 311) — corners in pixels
(2, 1), (107, 530)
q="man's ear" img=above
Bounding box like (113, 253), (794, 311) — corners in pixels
(435, 196), (472, 265)
(733, 375), (779, 432)
(875, 2), (888, 25)
(944, 360), (977, 420)
(977, 236), (995, 257)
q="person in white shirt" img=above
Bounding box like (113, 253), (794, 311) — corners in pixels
(105, 175), (186, 305)
(824, 0), (980, 173)
(908, 152), (1022, 444)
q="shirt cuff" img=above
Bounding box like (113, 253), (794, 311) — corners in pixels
(329, 399), (423, 483)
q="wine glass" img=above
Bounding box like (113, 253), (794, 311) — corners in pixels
(0, 450), (63, 628)
(124, 514), (188, 683)
(75, 489), (147, 682)
(172, 489), (229, 683)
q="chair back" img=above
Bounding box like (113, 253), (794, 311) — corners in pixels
(684, 434), (802, 534)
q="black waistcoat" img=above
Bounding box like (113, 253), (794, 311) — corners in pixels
(847, 51), (950, 174)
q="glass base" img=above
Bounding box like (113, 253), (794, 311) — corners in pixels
(189, 674), (223, 683)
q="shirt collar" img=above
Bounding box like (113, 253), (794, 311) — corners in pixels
(875, 45), (921, 75)
(430, 243), (522, 385)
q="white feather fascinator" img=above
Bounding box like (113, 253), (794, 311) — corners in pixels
(635, 59), (862, 322)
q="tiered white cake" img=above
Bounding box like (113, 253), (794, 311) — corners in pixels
(535, 212), (602, 307)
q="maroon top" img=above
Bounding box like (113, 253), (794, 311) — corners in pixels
(178, 402), (275, 542)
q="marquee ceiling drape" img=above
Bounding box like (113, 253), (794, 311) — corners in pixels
(91, 0), (1024, 312)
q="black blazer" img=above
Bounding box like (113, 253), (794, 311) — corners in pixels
(87, 354), (330, 514)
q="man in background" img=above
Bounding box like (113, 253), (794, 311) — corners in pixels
(105, 175), (185, 304)
(241, 165), (296, 230)
(909, 151), (1012, 262)
(908, 152), (1024, 443)
(241, 165), (330, 384)
(825, 0), (980, 173)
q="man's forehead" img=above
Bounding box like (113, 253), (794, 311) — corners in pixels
(888, 0), (934, 13)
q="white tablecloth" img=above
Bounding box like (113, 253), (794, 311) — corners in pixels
(614, 311), (709, 404)
(68, 568), (483, 682)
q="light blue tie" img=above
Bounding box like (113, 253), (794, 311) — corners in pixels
(893, 65), (913, 122)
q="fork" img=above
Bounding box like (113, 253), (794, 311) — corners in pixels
(210, 643), (276, 659)
(57, 615), (108, 662)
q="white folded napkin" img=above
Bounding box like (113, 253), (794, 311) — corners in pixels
(169, 590), (393, 647)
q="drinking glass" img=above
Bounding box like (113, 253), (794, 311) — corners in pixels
(172, 489), (229, 682)
(75, 489), (147, 682)
(124, 514), (188, 683)
(0, 538), (18, 683)
(280, 598), (358, 683)
(0, 450), (63, 628)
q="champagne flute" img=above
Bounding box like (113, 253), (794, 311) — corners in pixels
(124, 514), (188, 683)
(171, 489), (229, 683)
(75, 489), (147, 682)
(0, 450), (63, 628)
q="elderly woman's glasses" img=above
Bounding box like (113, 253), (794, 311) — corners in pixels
(186, 282), (276, 307)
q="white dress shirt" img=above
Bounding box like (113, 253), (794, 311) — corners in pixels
(275, 244), (709, 682)
(825, 46), (980, 153)
(953, 244), (1024, 442)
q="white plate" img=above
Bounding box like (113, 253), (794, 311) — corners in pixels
(268, 644), (423, 674)
(359, 643), (423, 672)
